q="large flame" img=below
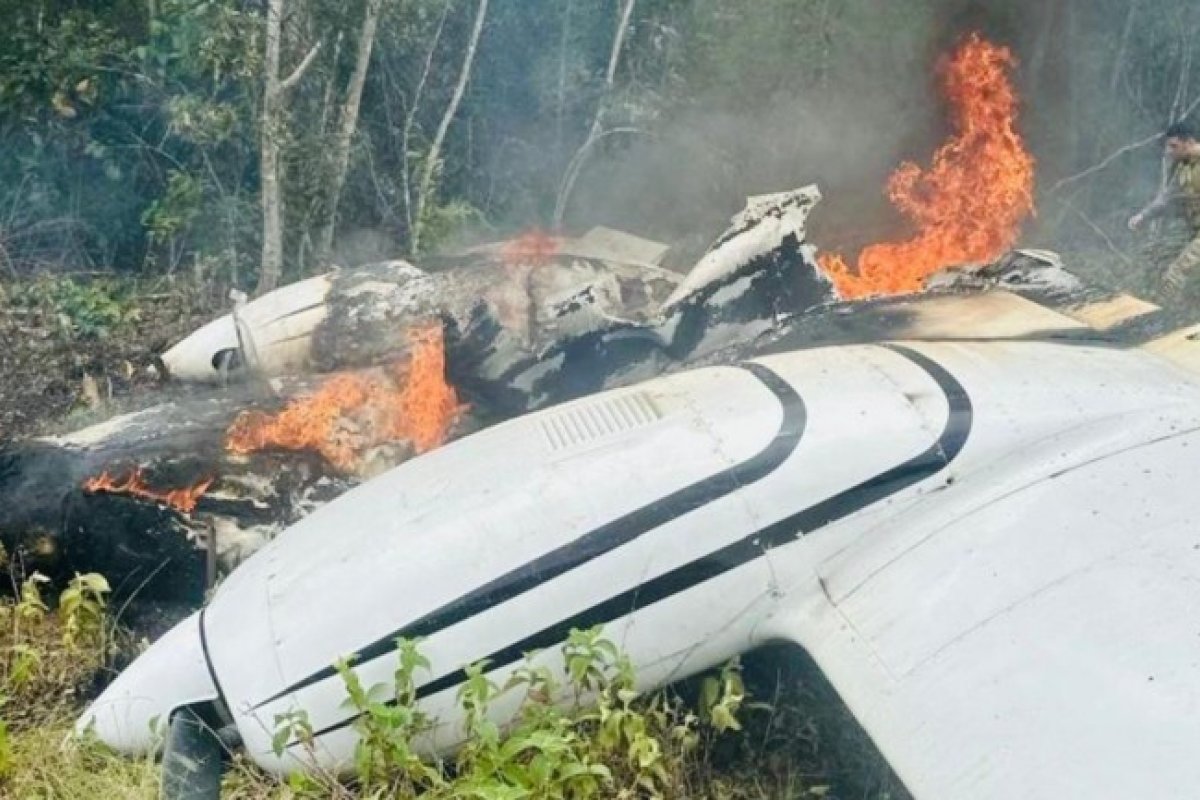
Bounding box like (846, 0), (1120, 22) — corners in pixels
(225, 325), (463, 472)
(819, 34), (1035, 299)
(83, 468), (214, 514)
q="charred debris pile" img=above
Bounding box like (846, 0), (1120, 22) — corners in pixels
(0, 183), (1115, 603)
(0, 188), (830, 600)
(0, 31), (1165, 606)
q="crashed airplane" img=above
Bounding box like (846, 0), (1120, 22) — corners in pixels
(159, 187), (830, 412)
(80, 293), (1200, 799)
(0, 186), (1173, 604)
(39, 165), (1200, 798)
(0, 187), (832, 597)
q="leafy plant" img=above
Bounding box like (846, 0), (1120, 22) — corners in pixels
(7, 277), (139, 339)
(142, 171), (205, 247)
(58, 573), (111, 651)
(1, 572), (115, 734)
(698, 656), (746, 734)
(14, 573), (49, 625)
(0, 703), (10, 780)
(267, 626), (744, 798)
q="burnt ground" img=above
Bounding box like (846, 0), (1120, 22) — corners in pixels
(0, 277), (224, 439)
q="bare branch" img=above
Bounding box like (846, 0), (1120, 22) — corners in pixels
(412, 0), (489, 254)
(1047, 93), (1200, 196)
(258, 0), (286, 295)
(1047, 132), (1163, 195)
(280, 41), (323, 92)
(314, 0), (384, 266)
(556, 0), (574, 161)
(603, 0), (635, 89)
(553, 0), (637, 228)
(553, 126), (645, 224)
(1108, 0), (1138, 93)
(402, 0), (452, 237)
(319, 31), (345, 137)
(1056, 197), (1134, 268)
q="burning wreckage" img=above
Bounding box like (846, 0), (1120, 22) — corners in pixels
(73, 215), (1200, 800)
(0, 186), (832, 598)
(0, 36), (1066, 601)
(0, 186), (1176, 604)
(16, 32), (1200, 799)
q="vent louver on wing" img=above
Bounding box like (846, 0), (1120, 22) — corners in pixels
(539, 392), (662, 451)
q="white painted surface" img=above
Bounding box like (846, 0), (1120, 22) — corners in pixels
(84, 339), (1200, 798)
(663, 186), (824, 309)
(76, 613), (217, 752)
(161, 274), (333, 381)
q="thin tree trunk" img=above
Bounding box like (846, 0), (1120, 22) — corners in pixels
(1108, 0), (1138, 94)
(556, 0), (573, 167)
(258, 0), (285, 295)
(257, 0), (320, 295)
(553, 0), (635, 229)
(401, 0), (451, 244)
(314, 0), (386, 268)
(411, 0), (488, 255)
(319, 31), (345, 138)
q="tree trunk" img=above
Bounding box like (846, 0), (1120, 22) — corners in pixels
(401, 1), (451, 246)
(556, 0), (573, 166)
(314, 0), (386, 268)
(552, 0), (636, 229)
(1108, 0), (1138, 94)
(411, 0), (489, 255)
(258, 0), (286, 295)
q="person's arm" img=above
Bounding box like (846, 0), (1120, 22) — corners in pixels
(1131, 169), (1182, 230)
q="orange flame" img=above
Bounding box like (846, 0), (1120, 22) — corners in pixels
(501, 229), (562, 267)
(225, 325), (463, 472)
(819, 34), (1035, 299)
(83, 468), (214, 514)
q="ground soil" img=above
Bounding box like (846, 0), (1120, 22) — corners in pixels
(0, 278), (224, 439)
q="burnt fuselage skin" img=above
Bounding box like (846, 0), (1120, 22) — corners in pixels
(0, 388), (351, 600)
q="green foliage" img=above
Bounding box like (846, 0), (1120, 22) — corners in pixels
(0, 5), (130, 117)
(562, 624), (621, 696)
(5, 276), (139, 338)
(0, 707), (11, 780)
(264, 626), (741, 799)
(58, 573), (111, 651)
(698, 657), (746, 734)
(0, 0), (259, 277)
(143, 170), (205, 246)
(416, 198), (487, 255)
(145, 0), (261, 82)
(0, 572), (115, 741)
(0, 594), (867, 799)
(14, 574), (49, 625)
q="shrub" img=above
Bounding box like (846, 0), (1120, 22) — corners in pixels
(271, 625), (745, 799)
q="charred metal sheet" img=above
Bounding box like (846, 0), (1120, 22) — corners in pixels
(15, 183), (1161, 599)
(159, 186), (830, 416)
(0, 384), (375, 600)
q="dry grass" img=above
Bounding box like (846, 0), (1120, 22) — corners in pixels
(5, 722), (162, 800)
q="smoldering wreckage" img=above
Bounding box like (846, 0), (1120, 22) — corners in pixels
(7, 27), (1200, 799)
(0, 185), (1077, 599)
(7, 180), (1200, 798)
(1, 187), (831, 598)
